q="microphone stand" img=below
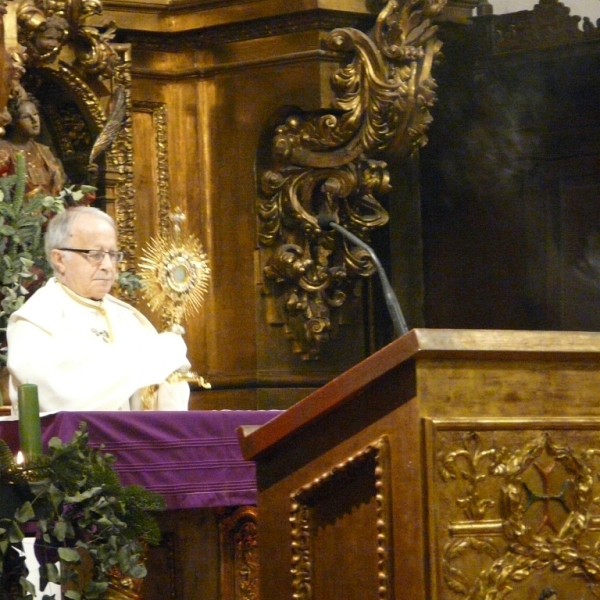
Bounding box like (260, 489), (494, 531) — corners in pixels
(327, 221), (409, 338)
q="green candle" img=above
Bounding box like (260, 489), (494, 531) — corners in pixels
(18, 384), (42, 461)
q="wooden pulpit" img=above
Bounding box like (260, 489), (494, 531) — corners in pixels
(239, 329), (600, 600)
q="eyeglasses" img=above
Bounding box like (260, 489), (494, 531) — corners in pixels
(58, 248), (124, 265)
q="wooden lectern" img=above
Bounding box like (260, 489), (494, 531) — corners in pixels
(239, 329), (600, 600)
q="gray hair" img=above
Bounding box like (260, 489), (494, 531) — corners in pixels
(45, 206), (116, 273)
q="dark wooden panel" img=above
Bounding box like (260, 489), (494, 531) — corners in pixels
(421, 23), (600, 332)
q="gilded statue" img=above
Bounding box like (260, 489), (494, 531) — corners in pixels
(0, 94), (67, 197)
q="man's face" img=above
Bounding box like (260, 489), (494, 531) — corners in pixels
(52, 213), (118, 300)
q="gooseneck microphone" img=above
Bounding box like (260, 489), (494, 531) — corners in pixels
(318, 214), (409, 338)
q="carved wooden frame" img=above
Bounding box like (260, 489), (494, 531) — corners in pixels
(289, 436), (393, 600)
(219, 505), (260, 600)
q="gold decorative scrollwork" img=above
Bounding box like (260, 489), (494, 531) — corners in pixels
(132, 102), (171, 237)
(233, 520), (259, 600)
(438, 431), (509, 522)
(289, 500), (312, 600)
(219, 506), (260, 600)
(438, 430), (600, 599)
(17, 0), (120, 76)
(258, 0), (445, 359)
(444, 537), (501, 597)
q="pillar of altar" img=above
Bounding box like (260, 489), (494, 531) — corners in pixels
(89, 0), (444, 411)
(97, 2), (376, 410)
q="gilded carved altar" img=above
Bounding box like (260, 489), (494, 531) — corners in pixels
(0, 0), (135, 269)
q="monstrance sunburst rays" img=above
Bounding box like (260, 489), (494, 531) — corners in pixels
(137, 208), (211, 402)
(138, 208), (210, 335)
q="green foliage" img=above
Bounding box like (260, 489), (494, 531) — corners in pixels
(0, 424), (166, 599)
(114, 270), (143, 306)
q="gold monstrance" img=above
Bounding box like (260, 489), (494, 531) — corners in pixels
(138, 208), (211, 401)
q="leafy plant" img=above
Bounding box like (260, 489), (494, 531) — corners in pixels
(0, 423), (165, 599)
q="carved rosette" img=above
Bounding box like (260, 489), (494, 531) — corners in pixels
(436, 429), (600, 599)
(258, 0), (445, 359)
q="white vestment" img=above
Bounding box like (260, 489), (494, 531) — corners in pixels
(7, 278), (190, 412)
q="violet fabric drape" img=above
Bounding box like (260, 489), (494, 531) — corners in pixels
(0, 410), (282, 509)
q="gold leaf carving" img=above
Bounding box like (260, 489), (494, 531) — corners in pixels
(18, 0), (120, 76)
(437, 430), (600, 599)
(257, 0), (444, 359)
(438, 431), (508, 521)
(219, 507), (260, 600)
(132, 101), (170, 237)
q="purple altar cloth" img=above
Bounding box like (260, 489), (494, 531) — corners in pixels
(0, 411), (281, 510)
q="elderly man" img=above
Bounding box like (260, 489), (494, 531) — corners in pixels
(7, 206), (190, 412)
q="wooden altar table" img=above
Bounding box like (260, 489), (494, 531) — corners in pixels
(1, 410), (283, 599)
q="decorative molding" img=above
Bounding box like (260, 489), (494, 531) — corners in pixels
(106, 44), (137, 289)
(290, 436), (393, 600)
(483, 0), (600, 55)
(161, 532), (178, 600)
(219, 506), (260, 600)
(257, 0), (445, 359)
(121, 12), (376, 53)
(132, 101), (171, 237)
(130, 49), (345, 82)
